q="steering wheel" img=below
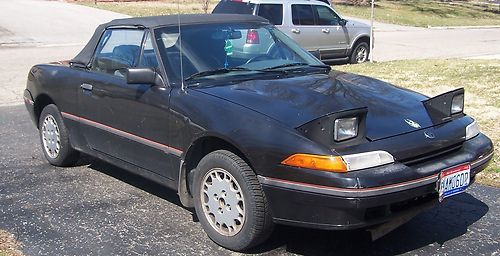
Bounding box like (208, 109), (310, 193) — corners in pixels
(245, 54), (273, 64)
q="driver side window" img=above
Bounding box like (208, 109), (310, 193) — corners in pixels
(91, 29), (145, 78)
(315, 5), (340, 26)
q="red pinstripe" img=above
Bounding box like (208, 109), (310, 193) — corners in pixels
(61, 111), (183, 156)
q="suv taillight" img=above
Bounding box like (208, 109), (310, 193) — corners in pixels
(246, 29), (260, 44)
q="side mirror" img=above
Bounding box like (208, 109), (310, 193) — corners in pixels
(339, 19), (347, 26)
(126, 68), (163, 86)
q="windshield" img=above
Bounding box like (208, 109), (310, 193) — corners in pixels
(153, 23), (325, 85)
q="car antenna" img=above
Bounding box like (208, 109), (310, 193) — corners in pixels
(177, 0), (186, 92)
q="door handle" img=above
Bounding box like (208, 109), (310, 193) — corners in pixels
(322, 28), (330, 33)
(291, 28), (300, 34)
(80, 83), (93, 91)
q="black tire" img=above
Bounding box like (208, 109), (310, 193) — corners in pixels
(349, 41), (370, 64)
(38, 104), (79, 166)
(192, 150), (274, 252)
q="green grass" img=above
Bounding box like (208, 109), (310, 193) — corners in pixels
(78, 0), (219, 16)
(335, 59), (500, 186)
(334, 0), (500, 27)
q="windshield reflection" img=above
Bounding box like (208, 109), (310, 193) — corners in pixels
(154, 23), (324, 84)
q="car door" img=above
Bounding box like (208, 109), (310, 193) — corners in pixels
(77, 28), (179, 179)
(287, 4), (321, 52)
(312, 4), (350, 59)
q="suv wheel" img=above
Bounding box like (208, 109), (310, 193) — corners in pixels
(350, 41), (369, 64)
(39, 104), (79, 166)
(193, 150), (274, 251)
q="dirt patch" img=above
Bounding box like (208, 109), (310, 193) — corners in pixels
(0, 230), (22, 256)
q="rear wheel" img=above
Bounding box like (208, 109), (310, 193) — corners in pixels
(39, 104), (79, 166)
(193, 150), (274, 251)
(350, 41), (369, 64)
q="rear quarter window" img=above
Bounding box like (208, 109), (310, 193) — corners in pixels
(291, 5), (315, 26)
(212, 1), (256, 14)
(257, 4), (283, 25)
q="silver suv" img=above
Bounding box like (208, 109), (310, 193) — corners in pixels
(213, 0), (371, 64)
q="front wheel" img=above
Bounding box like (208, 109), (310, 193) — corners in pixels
(192, 150), (274, 251)
(350, 41), (370, 64)
(38, 104), (79, 166)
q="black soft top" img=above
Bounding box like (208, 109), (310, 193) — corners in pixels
(72, 14), (269, 65)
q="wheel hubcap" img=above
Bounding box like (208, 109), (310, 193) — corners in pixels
(41, 114), (61, 159)
(356, 47), (367, 62)
(201, 168), (245, 236)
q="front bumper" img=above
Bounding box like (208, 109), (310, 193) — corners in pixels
(259, 133), (493, 230)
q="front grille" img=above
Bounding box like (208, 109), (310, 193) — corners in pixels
(401, 142), (463, 166)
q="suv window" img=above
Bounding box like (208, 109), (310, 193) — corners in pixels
(291, 5), (315, 26)
(257, 4), (283, 25)
(315, 5), (340, 25)
(212, 1), (256, 14)
(91, 29), (145, 77)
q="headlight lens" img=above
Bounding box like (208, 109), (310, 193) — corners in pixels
(451, 94), (464, 114)
(281, 154), (348, 173)
(342, 151), (394, 171)
(334, 117), (358, 142)
(465, 120), (480, 140)
(281, 151), (394, 172)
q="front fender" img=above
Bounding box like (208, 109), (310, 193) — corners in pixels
(170, 87), (334, 175)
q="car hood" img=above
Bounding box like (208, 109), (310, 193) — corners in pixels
(194, 71), (434, 140)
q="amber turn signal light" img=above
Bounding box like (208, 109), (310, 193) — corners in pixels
(281, 154), (348, 173)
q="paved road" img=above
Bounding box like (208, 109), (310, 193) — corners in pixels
(1, 105), (499, 255)
(0, 0), (126, 107)
(346, 17), (500, 62)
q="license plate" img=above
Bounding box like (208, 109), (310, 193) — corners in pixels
(438, 164), (470, 202)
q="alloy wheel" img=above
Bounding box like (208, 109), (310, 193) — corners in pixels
(200, 167), (245, 236)
(41, 114), (61, 158)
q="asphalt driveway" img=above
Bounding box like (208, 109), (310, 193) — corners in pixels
(1, 105), (499, 255)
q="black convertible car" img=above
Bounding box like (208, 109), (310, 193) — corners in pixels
(24, 14), (493, 251)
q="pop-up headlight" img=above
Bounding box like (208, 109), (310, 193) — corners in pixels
(451, 94), (464, 114)
(334, 117), (358, 142)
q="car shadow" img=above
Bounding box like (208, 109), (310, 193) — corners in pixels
(86, 158), (186, 210)
(83, 158), (488, 255)
(250, 192), (489, 255)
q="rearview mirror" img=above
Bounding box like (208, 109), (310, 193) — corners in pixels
(339, 19), (347, 26)
(126, 68), (163, 86)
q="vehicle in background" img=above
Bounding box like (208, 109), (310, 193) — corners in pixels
(213, 0), (371, 64)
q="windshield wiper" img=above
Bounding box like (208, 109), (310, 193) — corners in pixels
(184, 67), (252, 81)
(185, 67), (287, 82)
(264, 62), (331, 71)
